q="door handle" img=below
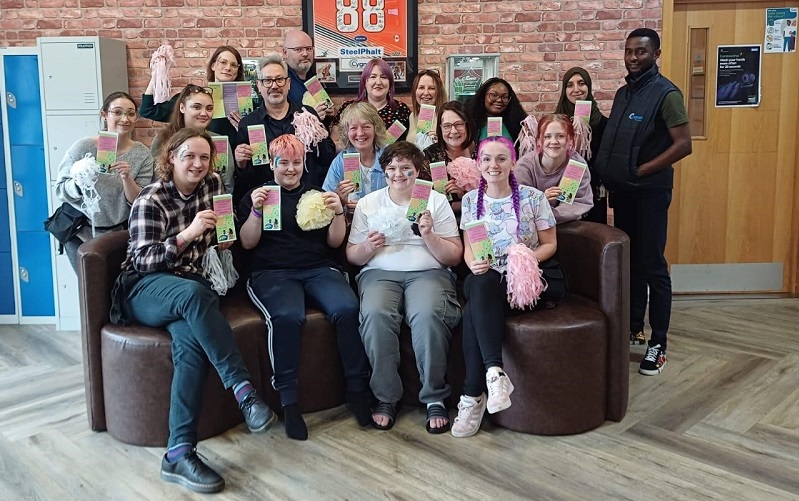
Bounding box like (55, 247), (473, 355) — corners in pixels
(5, 92), (16, 109)
(13, 180), (23, 197)
(19, 266), (29, 283)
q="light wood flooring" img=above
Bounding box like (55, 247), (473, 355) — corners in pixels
(0, 298), (798, 500)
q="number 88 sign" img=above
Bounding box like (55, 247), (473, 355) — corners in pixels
(307, 0), (409, 58)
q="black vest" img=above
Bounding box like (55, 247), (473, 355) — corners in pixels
(595, 65), (679, 191)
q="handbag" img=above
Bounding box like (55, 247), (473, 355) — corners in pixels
(539, 258), (568, 301)
(43, 203), (88, 254)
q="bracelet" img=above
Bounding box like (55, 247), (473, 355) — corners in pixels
(334, 211), (344, 216)
(251, 207), (263, 219)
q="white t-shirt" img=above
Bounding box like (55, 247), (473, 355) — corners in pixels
(349, 187), (459, 272)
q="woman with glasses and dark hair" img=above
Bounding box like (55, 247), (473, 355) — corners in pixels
(141, 46), (246, 135)
(330, 58), (412, 150)
(421, 100), (477, 211)
(407, 69), (447, 149)
(150, 85), (235, 192)
(55, 92), (154, 271)
(467, 77), (528, 143)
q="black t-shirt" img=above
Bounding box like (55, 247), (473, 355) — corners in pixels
(238, 183), (337, 272)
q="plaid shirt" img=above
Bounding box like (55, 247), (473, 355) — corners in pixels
(123, 173), (224, 275)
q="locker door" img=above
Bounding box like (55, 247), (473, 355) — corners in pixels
(0, 109), (13, 316)
(39, 42), (99, 111)
(45, 114), (101, 182)
(4, 53), (54, 318)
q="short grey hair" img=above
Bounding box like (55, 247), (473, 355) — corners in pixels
(257, 53), (288, 77)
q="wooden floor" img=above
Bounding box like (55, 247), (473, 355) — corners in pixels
(1, 299), (798, 500)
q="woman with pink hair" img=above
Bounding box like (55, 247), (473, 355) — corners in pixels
(330, 58), (411, 150)
(513, 114), (593, 223)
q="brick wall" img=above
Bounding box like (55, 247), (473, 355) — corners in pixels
(0, 0), (662, 140)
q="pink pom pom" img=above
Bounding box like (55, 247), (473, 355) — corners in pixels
(149, 44), (175, 105)
(572, 116), (593, 161)
(291, 109), (329, 152)
(515, 114), (539, 158)
(506, 242), (546, 309)
(446, 157), (481, 192)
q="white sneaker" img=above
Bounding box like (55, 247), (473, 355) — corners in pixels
(486, 369), (514, 414)
(451, 394), (487, 438)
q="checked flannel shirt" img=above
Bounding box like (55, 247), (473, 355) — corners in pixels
(123, 173), (224, 276)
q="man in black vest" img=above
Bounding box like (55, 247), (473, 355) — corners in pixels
(595, 28), (692, 376)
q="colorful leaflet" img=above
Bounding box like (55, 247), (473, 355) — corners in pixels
(209, 82), (254, 118)
(429, 161), (449, 196)
(213, 194), (237, 242)
(211, 135), (229, 178)
(406, 179), (433, 223)
(416, 104), (436, 134)
(386, 120), (407, 143)
(261, 185), (281, 231)
(304, 76), (334, 108)
(486, 117), (503, 137)
(342, 153), (362, 192)
(464, 220), (494, 263)
(96, 131), (119, 173)
(247, 125), (269, 166)
(556, 159), (588, 205)
(574, 100), (592, 123)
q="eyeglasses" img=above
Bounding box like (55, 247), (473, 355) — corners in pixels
(259, 77), (289, 87)
(187, 85), (214, 95)
(108, 110), (138, 119)
(487, 92), (510, 103)
(285, 46), (314, 54)
(214, 57), (240, 69)
(441, 121), (466, 132)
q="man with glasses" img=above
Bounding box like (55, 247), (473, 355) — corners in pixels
(283, 30), (335, 121)
(233, 53), (336, 207)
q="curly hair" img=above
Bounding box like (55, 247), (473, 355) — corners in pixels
(468, 78), (528, 140)
(156, 128), (216, 182)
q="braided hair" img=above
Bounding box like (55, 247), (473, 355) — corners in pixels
(475, 136), (522, 236)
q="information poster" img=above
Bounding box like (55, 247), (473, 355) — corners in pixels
(764, 7), (798, 53)
(303, 0), (418, 93)
(716, 45), (761, 107)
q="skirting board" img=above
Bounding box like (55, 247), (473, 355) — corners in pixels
(671, 263), (784, 293)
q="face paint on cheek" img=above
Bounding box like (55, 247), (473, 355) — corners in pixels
(177, 143), (189, 162)
(404, 170), (414, 178)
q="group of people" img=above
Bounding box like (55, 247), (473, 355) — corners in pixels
(54, 26), (691, 494)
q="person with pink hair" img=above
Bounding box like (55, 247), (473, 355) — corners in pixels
(513, 113), (594, 223)
(330, 58), (411, 150)
(452, 136), (557, 438)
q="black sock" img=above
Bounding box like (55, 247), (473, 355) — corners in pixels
(282, 403), (308, 441)
(346, 391), (372, 427)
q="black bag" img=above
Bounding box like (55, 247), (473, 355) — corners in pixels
(540, 258), (568, 301)
(43, 203), (87, 254)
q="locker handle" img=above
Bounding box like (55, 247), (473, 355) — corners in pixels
(13, 181), (23, 197)
(19, 267), (29, 283)
(5, 92), (16, 109)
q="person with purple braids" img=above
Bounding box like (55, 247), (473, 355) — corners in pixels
(452, 136), (557, 438)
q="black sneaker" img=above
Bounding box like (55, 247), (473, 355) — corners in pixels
(160, 448), (224, 493)
(639, 343), (667, 376)
(239, 391), (277, 432)
(630, 331), (646, 345)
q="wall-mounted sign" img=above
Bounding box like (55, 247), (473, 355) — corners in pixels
(303, 0), (418, 94)
(764, 7), (798, 53)
(716, 45), (761, 108)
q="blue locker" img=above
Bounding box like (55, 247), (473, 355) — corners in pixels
(16, 231), (54, 316)
(0, 188), (10, 253)
(0, 252), (13, 315)
(9, 145), (48, 232)
(4, 55), (44, 147)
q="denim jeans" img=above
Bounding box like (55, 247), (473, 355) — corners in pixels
(246, 267), (370, 406)
(125, 272), (251, 448)
(612, 188), (673, 347)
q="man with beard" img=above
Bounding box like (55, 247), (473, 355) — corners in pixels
(595, 28), (692, 377)
(283, 30), (336, 122)
(233, 53), (336, 206)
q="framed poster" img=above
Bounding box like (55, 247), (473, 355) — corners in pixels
(303, 0), (418, 94)
(716, 45), (761, 107)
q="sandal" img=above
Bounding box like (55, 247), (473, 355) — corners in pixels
(371, 401), (398, 430)
(425, 403), (451, 434)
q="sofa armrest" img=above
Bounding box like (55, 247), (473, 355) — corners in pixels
(77, 230), (130, 431)
(556, 221), (630, 421)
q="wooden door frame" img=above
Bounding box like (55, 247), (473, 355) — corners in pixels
(662, 0), (799, 296)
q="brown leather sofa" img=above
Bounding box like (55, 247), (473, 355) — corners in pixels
(78, 221), (629, 446)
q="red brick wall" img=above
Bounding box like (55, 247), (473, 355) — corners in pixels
(0, 0), (662, 140)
